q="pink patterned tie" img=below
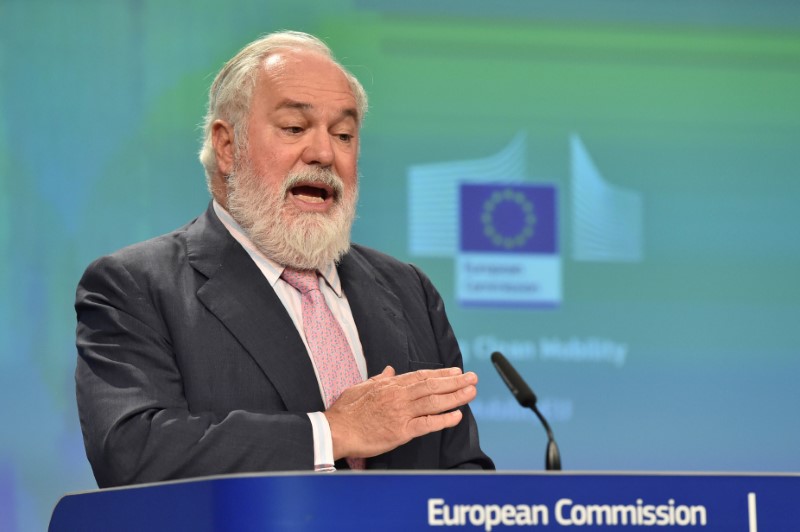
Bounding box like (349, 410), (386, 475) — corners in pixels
(281, 268), (366, 470)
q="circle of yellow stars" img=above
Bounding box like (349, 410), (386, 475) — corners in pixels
(481, 188), (537, 249)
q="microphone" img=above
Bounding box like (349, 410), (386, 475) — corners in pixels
(490, 351), (562, 471)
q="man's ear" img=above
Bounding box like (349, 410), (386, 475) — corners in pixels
(211, 119), (236, 177)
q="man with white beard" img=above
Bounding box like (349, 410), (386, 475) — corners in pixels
(75, 31), (493, 489)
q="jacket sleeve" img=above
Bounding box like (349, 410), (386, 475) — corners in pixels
(75, 253), (314, 488)
(410, 264), (495, 470)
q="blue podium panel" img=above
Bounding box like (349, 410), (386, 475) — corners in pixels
(50, 471), (800, 531)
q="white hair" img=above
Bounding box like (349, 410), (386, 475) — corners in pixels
(198, 30), (368, 188)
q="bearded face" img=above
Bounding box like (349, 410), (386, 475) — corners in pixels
(216, 49), (362, 270)
(226, 154), (358, 271)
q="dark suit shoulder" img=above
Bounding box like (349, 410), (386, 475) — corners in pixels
(344, 243), (443, 315)
(86, 218), (196, 275)
(347, 243), (422, 281)
(79, 202), (232, 296)
(76, 214), (211, 340)
(346, 244), (431, 295)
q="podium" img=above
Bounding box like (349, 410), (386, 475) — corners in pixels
(50, 471), (800, 531)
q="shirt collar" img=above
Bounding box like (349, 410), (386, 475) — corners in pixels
(212, 200), (343, 296)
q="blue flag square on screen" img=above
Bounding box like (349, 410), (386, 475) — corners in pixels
(460, 184), (557, 254)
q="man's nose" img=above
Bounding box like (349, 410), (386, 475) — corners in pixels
(301, 128), (334, 167)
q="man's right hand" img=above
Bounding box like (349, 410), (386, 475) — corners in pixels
(323, 366), (478, 461)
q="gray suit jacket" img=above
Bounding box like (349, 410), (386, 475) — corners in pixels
(76, 203), (493, 488)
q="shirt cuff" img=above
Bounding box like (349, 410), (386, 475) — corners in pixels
(307, 411), (336, 472)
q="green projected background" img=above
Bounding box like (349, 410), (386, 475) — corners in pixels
(1, 1), (799, 530)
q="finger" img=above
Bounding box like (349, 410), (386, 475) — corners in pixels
(404, 371), (478, 401)
(410, 384), (477, 417)
(406, 409), (464, 438)
(368, 365), (396, 382)
(390, 367), (463, 386)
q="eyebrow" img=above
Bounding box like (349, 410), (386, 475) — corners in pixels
(275, 99), (360, 123)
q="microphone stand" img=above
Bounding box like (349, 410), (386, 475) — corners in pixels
(531, 402), (561, 471)
(491, 351), (562, 471)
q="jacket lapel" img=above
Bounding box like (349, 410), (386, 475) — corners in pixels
(338, 248), (410, 378)
(186, 204), (324, 413)
(339, 247), (413, 469)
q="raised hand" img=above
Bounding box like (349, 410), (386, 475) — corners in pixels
(324, 366), (479, 460)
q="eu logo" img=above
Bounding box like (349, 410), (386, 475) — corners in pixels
(461, 184), (557, 254)
(457, 183), (561, 308)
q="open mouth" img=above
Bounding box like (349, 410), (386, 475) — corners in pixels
(289, 183), (335, 204)
(289, 185), (333, 203)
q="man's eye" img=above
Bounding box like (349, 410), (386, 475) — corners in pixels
(337, 133), (353, 142)
(283, 127), (303, 134)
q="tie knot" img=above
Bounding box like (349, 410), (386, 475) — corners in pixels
(281, 268), (320, 294)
